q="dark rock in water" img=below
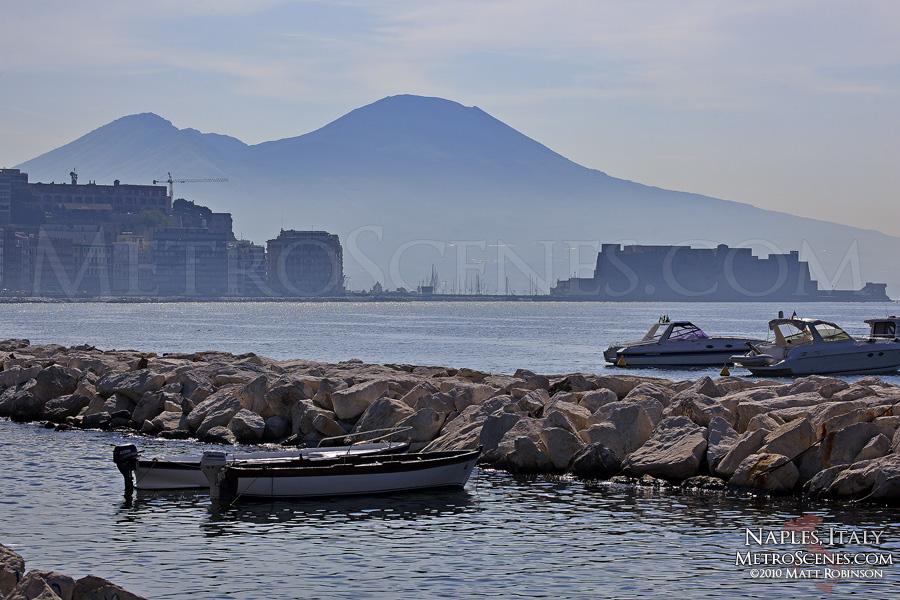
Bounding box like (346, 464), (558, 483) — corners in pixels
(157, 429), (191, 440)
(42, 393), (92, 422)
(637, 474), (673, 488)
(0, 543), (25, 597)
(74, 574), (149, 600)
(569, 443), (620, 480)
(200, 425), (237, 445)
(81, 411), (112, 430)
(32, 365), (80, 402)
(681, 475), (727, 491)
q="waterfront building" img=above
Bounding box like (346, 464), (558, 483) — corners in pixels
(153, 228), (230, 296)
(30, 178), (170, 215)
(266, 230), (344, 296)
(551, 243), (890, 302)
(0, 168), (28, 226)
(227, 240), (268, 296)
(111, 233), (154, 295)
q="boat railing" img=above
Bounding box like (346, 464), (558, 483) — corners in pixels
(314, 426), (414, 451)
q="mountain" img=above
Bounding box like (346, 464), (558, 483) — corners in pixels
(16, 95), (900, 296)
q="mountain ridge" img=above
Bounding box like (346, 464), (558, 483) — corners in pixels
(15, 94), (899, 294)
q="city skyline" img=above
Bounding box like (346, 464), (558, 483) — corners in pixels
(2, 1), (899, 236)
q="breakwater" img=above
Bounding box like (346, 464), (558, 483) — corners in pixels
(0, 338), (898, 502)
(0, 543), (146, 600)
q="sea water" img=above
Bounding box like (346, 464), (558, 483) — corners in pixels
(1, 301), (899, 598)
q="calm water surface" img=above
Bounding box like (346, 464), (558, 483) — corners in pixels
(1, 301), (899, 598)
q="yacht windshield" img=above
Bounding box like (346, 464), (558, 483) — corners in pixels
(669, 324), (709, 341)
(776, 323), (812, 344)
(814, 323), (852, 342)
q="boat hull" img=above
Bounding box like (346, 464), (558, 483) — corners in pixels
(740, 345), (900, 376)
(222, 449), (480, 499)
(134, 443), (409, 490)
(605, 338), (761, 367)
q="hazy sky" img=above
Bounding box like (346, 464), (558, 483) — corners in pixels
(2, 1), (898, 234)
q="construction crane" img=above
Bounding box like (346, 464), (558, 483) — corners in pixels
(153, 172), (227, 200)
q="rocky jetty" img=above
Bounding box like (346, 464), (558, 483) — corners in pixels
(0, 543), (146, 600)
(1, 338), (899, 503)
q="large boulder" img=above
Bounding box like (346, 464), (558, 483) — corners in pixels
(706, 416), (738, 472)
(96, 370), (166, 402)
(733, 392), (824, 432)
(758, 418), (817, 457)
(729, 453), (799, 493)
(330, 380), (391, 421)
(42, 392), (92, 422)
(592, 397), (665, 427)
(186, 384), (242, 431)
(479, 412), (523, 458)
(31, 365), (81, 402)
(569, 443), (621, 479)
(264, 379), (314, 419)
(623, 382), (672, 407)
(353, 396), (415, 434)
(578, 388), (618, 413)
(228, 408), (266, 442)
(581, 405), (654, 463)
(177, 371), (216, 404)
(73, 575), (149, 600)
(237, 376), (270, 416)
(423, 395), (518, 451)
(9, 570), (75, 600)
(540, 427), (585, 471)
(130, 392), (165, 426)
(399, 380), (440, 407)
(396, 407), (446, 443)
(623, 416), (708, 480)
(714, 429), (768, 479)
(505, 436), (551, 473)
(492, 418), (545, 468)
(0, 543), (25, 598)
(804, 454), (900, 501)
(0, 383), (42, 420)
(147, 410), (190, 436)
(0, 365), (41, 390)
(663, 392), (732, 427)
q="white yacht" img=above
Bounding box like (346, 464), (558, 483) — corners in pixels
(604, 317), (765, 367)
(730, 317), (900, 376)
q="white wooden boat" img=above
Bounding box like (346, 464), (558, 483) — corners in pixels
(604, 316), (764, 367)
(200, 448), (481, 501)
(730, 317), (900, 376)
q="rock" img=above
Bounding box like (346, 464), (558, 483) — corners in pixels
(290, 400), (331, 439)
(228, 408), (266, 442)
(31, 365), (80, 401)
(505, 436), (551, 473)
(264, 380), (313, 419)
(578, 388), (618, 413)
(0, 543), (25, 598)
(549, 373), (598, 394)
(81, 411), (112, 429)
(149, 410), (190, 436)
(745, 413), (782, 433)
(734, 392), (824, 432)
(623, 416), (708, 480)
(479, 412), (523, 458)
(209, 364), (270, 387)
(681, 475), (727, 491)
(310, 377), (346, 411)
(449, 384), (496, 411)
(186, 384), (242, 431)
(581, 405), (654, 463)
(312, 413), (347, 438)
(492, 418), (544, 467)
(423, 395), (518, 451)
(540, 427), (585, 471)
(674, 376), (721, 399)
(0, 338), (29, 351)
(353, 396), (415, 434)
(540, 398), (592, 431)
(177, 371), (216, 404)
(623, 382), (672, 407)
(663, 392), (732, 427)
(804, 454), (900, 501)
(854, 434), (892, 463)
(238, 376), (270, 415)
(811, 422), (897, 472)
(396, 407), (446, 443)
(262, 415), (289, 440)
(9, 570), (75, 600)
(517, 388), (548, 415)
(592, 397), (665, 426)
(330, 379), (391, 421)
(0, 365), (41, 390)
(413, 392), (456, 415)
(0, 384), (42, 420)
(399, 380), (440, 407)
(73, 574), (149, 600)
(758, 418), (816, 457)
(130, 392), (165, 426)
(199, 425), (237, 444)
(714, 429), (767, 479)
(569, 443), (621, 479)
(706, 416), (738, 472)
(42, 392), (92, 421)
(729, 453), (799, 493)
(96, 370), (166, 402)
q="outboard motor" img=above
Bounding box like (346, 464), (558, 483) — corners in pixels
(200, 451), (228, 502)
(113, 444), (139, 494)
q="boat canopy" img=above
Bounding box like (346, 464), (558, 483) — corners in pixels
(865, 317), (900, 338)
(767, 318), (851, 346)
(641, 321), (709, 343)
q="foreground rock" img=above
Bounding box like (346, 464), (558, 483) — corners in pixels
(1, 339), (899, 503)
(0, 543), (147, 600)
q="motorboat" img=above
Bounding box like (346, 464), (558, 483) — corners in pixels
(199, 448), (481, 501)
(603, 316), (765, 367)
(730, 317), (900, 376)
